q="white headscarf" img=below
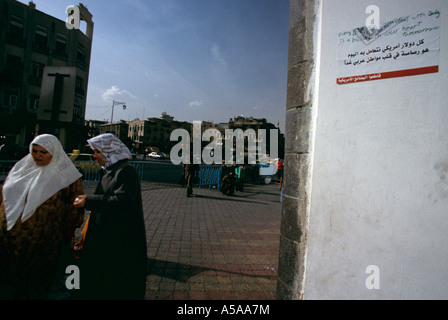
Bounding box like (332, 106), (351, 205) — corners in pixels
(2, 134), (82, 231)
(87, 134), (132, 168)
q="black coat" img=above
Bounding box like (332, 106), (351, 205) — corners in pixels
(76, 159), (147, 300)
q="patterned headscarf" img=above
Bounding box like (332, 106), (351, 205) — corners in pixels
(2, 134), (82, 231)
(87, 134), (132, 168)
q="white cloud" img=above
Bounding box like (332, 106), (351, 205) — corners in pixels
(101, 85), (137, 102)
(189, 99), (204, 107)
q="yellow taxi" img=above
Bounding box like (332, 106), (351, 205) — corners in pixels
(68, 150), (100, 175)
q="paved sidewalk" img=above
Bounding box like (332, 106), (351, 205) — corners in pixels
(84, 180), (282, 300)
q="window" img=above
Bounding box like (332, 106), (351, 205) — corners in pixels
(31, 62), (44, 79)
(73, 104), (82, 117)
(55, 33), (68, 57)
(8, 95), (17, 107)
(2, 92), (18, 113)
(75, 76), (84, 96)
(76, 45), (87, 68)
(30, 62), (44, 85)
(29, 95), (40, 113)
(8, 16), (24, 46)
(34, 25), (48, 52)
(75, 76), (83, 88)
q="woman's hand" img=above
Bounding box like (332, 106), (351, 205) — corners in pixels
(74, 195), (87, 208)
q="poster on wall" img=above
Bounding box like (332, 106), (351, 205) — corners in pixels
(337, 6), (441, 85)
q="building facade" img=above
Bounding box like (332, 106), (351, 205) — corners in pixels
(0, 0), (93, 151)
(278, 0), (448, 300)
(98, 114), (283, 158)
(100, 113), (192, 154)
(228, 116), (284, 159)
(99, 120), (129, 144)
(144, 113), (191, 153)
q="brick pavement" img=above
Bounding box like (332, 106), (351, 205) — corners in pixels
(82, 180), (282, 300)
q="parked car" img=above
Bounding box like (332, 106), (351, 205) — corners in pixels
(68, 151), (100, 175)
(148, 152), (166, 159)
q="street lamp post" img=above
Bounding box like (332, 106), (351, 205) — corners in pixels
(110, 100), (127, 134)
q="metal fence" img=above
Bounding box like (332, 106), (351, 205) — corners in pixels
(197, 165), (222, 190)
(0, 160), (224, 190)
(0, 160), (265, 189)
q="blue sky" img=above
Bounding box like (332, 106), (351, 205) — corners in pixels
(19, 0), (289, 131)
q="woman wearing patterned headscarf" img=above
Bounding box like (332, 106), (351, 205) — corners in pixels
(0, 134), (84, 299)
(73, 134), (147, 300)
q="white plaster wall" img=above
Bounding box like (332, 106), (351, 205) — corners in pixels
(305, 0), (448, 299)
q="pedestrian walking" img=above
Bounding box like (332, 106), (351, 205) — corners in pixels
(277, 159), (284, 191)
(276, 159), (284, 181)
(73, 133), (147, 300)
(0, 134), (84, 299)
(182, 152), (199, 197)
(235, 165), (247, 192)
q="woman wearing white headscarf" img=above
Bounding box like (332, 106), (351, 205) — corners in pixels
(0, 134), (84, 299)
(73, 134), (147, 300)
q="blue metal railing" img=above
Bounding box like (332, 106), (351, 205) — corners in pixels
(198, 165), (222, 190)
(74, 161), (101, 186)
(0, 160), (223, 190)
(79, 161), (224, 189)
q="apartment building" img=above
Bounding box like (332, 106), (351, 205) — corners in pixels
(0, 0), (93, 151)
(97, 113), (190, 153)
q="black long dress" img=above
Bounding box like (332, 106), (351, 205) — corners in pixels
(75, 159), (147, 300)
